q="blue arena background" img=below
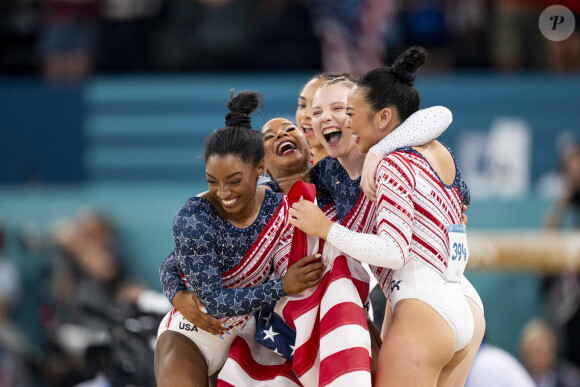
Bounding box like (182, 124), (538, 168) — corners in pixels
(1, 72), (579, 355)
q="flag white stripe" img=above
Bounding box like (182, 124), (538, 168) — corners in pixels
(297, 352), (320, 386)
(293, 306), (319, 347)
(320, 278), (364, 317)
(319, 324), (371, 360)
(218, 361), (299, 387)
(326, 370), (372, 387)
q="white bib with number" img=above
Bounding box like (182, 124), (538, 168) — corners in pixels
(444, 224), (469, 283)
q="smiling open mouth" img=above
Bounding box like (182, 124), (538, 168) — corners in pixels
(221, 198), (238, 207)
(301, 126), (314, 137)
(277, 140), (298, 156)
(322, 127), (342, 146)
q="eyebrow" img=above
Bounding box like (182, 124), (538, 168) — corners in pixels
(299, 96), (306, 100)
(263, 122), (292, 133)
(346, 106), (354, 111)
(206, 172), (243, 179)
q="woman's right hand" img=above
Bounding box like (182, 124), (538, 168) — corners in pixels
(461, 204), (468, 226)
(281, 254), (326, 295)
(172, 290), (228, 335)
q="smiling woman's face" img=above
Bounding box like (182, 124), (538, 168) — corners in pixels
(205, 154), (261, 216)
(296, 77), (326, 148)
(261, 118), (311, 179)
(311, 83), (359, 159)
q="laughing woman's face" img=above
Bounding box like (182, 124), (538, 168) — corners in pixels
(261, 118), (311, 180)
(296, 78), (326, 150)
(311, 84), (360, 159)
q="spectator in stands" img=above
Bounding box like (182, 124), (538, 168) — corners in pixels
(42, 208), (125, 384)
(45, 207), (167, 386)
(39, 0), (100, 84)
(545, 143), (580, 229)
(542, 142), (580, 371)
(98, 0), (160, 71)
(50, 208), (124, 328)
(309, 0), (391, 76)
(397, 0), (453, 70)
(466, 337), (536, 387)
(491, 0), (545, 71)
(520, 318), (580, 387)
(543, 0), (580, 72)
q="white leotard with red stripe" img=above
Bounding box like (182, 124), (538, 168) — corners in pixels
(327, 145), (467, 292)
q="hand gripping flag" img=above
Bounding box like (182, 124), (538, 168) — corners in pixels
(218, 181), (372, 387)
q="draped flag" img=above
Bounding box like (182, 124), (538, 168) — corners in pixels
(218, 182), (372, 387)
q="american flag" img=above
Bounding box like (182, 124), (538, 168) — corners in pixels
(218, 182), (372, 386)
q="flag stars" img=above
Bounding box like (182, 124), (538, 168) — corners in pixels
(262, 312), (272, 324)
(263, 326), (279, 342)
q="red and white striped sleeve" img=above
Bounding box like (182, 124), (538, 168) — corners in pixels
(375, 152), (416, 266)
(325, 152), (415, 269)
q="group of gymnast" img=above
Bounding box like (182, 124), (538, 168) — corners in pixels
(153, 46), (486, 386)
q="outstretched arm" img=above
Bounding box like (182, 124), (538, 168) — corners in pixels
(290, 153), (415, 270)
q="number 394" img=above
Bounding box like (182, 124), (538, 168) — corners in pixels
(451, 242), (467, 261)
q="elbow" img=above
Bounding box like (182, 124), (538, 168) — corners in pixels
(393, 259), (404, 270)
(440, 106), (453, 127)
(395, 249), (409, 270)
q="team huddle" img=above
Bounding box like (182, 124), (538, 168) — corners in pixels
(153, 47), (485, 386)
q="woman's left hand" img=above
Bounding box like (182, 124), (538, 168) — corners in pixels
(289, 199), (334, 240)
(361, 152), (381, 202)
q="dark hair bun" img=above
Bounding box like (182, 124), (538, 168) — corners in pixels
(391, 46), (427, 86)
(225, 90), (264, 129)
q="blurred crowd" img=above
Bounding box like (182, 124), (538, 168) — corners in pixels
(0, 210), (170, 386)
(1, 0), (580, 85)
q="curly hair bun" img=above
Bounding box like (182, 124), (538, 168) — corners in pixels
(225, 90), (264, 129)
(391, 46), (428, 86)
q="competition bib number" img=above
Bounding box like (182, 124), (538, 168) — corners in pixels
(444, 224), (469, 282)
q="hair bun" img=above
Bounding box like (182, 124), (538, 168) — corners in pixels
(225, 90), (264, 129)
(391, 46), (427, 86)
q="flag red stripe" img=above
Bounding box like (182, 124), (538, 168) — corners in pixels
(293, 318), (321, 376)
(352, 278), (370, 306)
(320, 302), (368, 338)
(282, 256), (353, 329)
(221, 201), (287, 281)
(225, 337), (302, 383)
(319, 348), (372, 386)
